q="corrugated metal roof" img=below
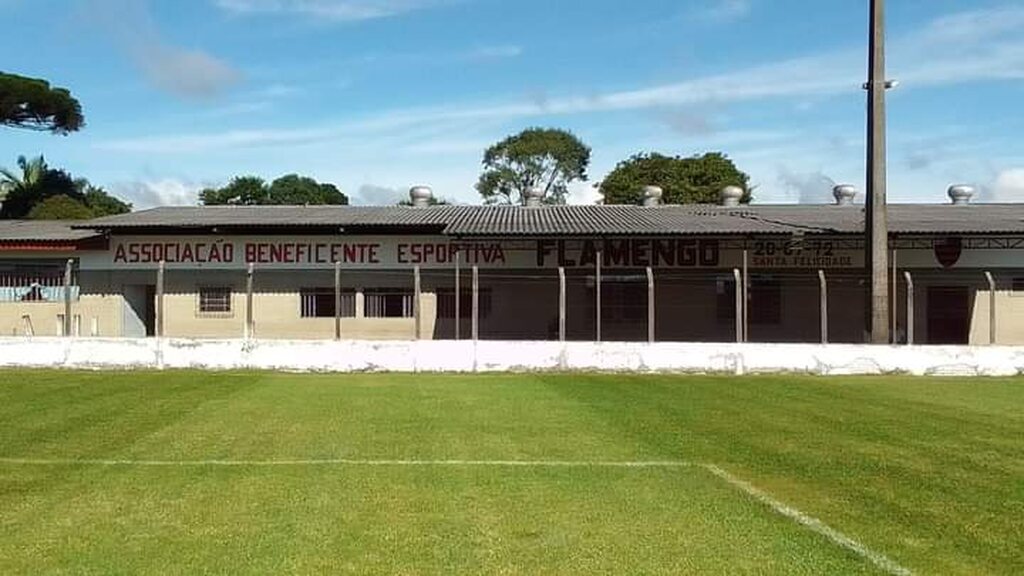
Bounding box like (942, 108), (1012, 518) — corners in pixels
(0, 220), (102, 242)
(72, 203), (1024, 237)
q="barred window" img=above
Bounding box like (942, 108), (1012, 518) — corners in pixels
(436, 289), (492, 319)
(198, 286), (232, 314)
(300, 288), (355, 318)
(365, 289), (414, 318)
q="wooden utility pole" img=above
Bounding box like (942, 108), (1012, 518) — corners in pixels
(866, 0), (890, 344)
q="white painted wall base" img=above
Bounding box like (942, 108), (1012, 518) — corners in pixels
(1, 338), (1024, 376)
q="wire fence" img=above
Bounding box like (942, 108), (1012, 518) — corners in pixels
(0, 260), (1006, 345)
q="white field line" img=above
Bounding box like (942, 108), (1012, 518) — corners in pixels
(0, 456), (911, 574)
(702, 464), (912, 576)
(0, 457), (695, 468)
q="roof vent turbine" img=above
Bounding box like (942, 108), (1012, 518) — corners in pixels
(948, 184), (975, 206)
(719, 185), (744, 207)
(642, 186), (663, 207)
(833, 184), (858, 206)
(409, 185), (433, 208)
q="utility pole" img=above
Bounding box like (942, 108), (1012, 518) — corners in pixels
(866, 0), (890, 344)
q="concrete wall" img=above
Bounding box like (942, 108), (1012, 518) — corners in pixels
(1, 337), (1023, 376)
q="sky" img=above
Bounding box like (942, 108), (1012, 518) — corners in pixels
(2, 0), (1024, 208)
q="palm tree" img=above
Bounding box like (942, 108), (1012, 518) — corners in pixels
(0, 155), (48, 203)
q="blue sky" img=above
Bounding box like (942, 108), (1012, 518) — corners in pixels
(2, 0), (1024, 207)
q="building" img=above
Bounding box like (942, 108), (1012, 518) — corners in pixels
(1, 185), (1022, 345)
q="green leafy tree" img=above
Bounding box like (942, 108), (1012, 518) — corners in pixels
(0, 155), (131, 218)
(78, 180), (132, 217)
(269, 175), (348, 205)
(26, 194), (94, 220)
(476, 128), (591, 205)
(0, 72), (84, 134)
(599, 152), (752, 205)
(200, 175), (348, 205)
(199, 176), (269, 205)
(1, 156), (80, 218)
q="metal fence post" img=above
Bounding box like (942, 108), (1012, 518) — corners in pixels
(904, 271), (914, 345)
(454, 248), (461, 341)
(891, 248), (898, 342)
(558, 267), (566, 342)
(246, 262), (254, 340)
(414, 265), (421, 341)
(63, 259), (73, 337)
(472, 266), (479, 342)
(156, 260), (165, 338)
(334, 260), (342, 340)
(985, 271), (996, 345)
(742, 248), (749, 342)
(595, 250), (603, 343)
(647, 267), (655, 343)
(733, 268), (743, 343)
(818, 270), (828, 344)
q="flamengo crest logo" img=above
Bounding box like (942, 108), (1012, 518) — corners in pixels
(933, 237), (963, 268)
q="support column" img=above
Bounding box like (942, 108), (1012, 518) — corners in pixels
(647, 267), (655, 344)
(818, 270), (828, 344)
(742, 248), (749, 342)
(733, 269), (743, 343)
(454, 249), (461, 341)
(558, 267), (566, 343)
(472, 266), (479, 342)
(985, 271), (997, 345)
(904, 271), (914, 345)
(414, 265), (421, 340)
(63, 259), (73, 338)
(156, 260), (165, 338)
(334, 260), (342, 340)
(595, 250), (603, 343)
(891, 248), (898, 341)
(245, 263), (254, 339)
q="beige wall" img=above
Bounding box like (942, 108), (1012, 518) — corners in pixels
(4, 264), (1024, 344)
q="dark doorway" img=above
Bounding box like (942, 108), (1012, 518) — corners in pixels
(143, 284), (156, 337)
(927, 286), (970, 344)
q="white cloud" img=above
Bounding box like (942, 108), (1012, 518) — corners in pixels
(215, 0), (452, 21)
(110, 179), (206, 208)
(463, 45), (523, 60)
(353, 184), (406, 205)
(697, 0), (751, 23)
(87, 0), (240, 100)
(101, 5), (1024, 153)
(986, 169), (1024, 203)
(777, 169), (839, 205)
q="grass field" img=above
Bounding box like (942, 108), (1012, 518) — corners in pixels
(0, 371), (1021, 574)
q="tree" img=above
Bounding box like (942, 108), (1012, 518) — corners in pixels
(79, 181), (132, 217)
(268, 175), (348, 205)
(599, 152), (752, 205)
(27, 195), (94, 220)
(0, 72), (84, 134)
(476, 128), (591, 205)
(199, 176), (269, 205)
(0, 155), (131, 219)
(199, 174), (349, 206)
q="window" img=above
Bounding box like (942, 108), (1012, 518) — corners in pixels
(1012, 278), (1024, 296)
(300, 288), (355, 318)
(437, 289), (492, 319)
(198, 286), (232, 314)
(716, 276), (782, 325)
(365, 288), (414, 318)
(0, 261), (69, 303)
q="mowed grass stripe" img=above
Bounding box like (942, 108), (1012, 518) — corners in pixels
(0, 371), (1021, 573)
(0, 464), (881, 575)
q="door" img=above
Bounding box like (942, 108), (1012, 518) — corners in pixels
(143, 285), (156, 337)
(927, 286), (970, 344)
